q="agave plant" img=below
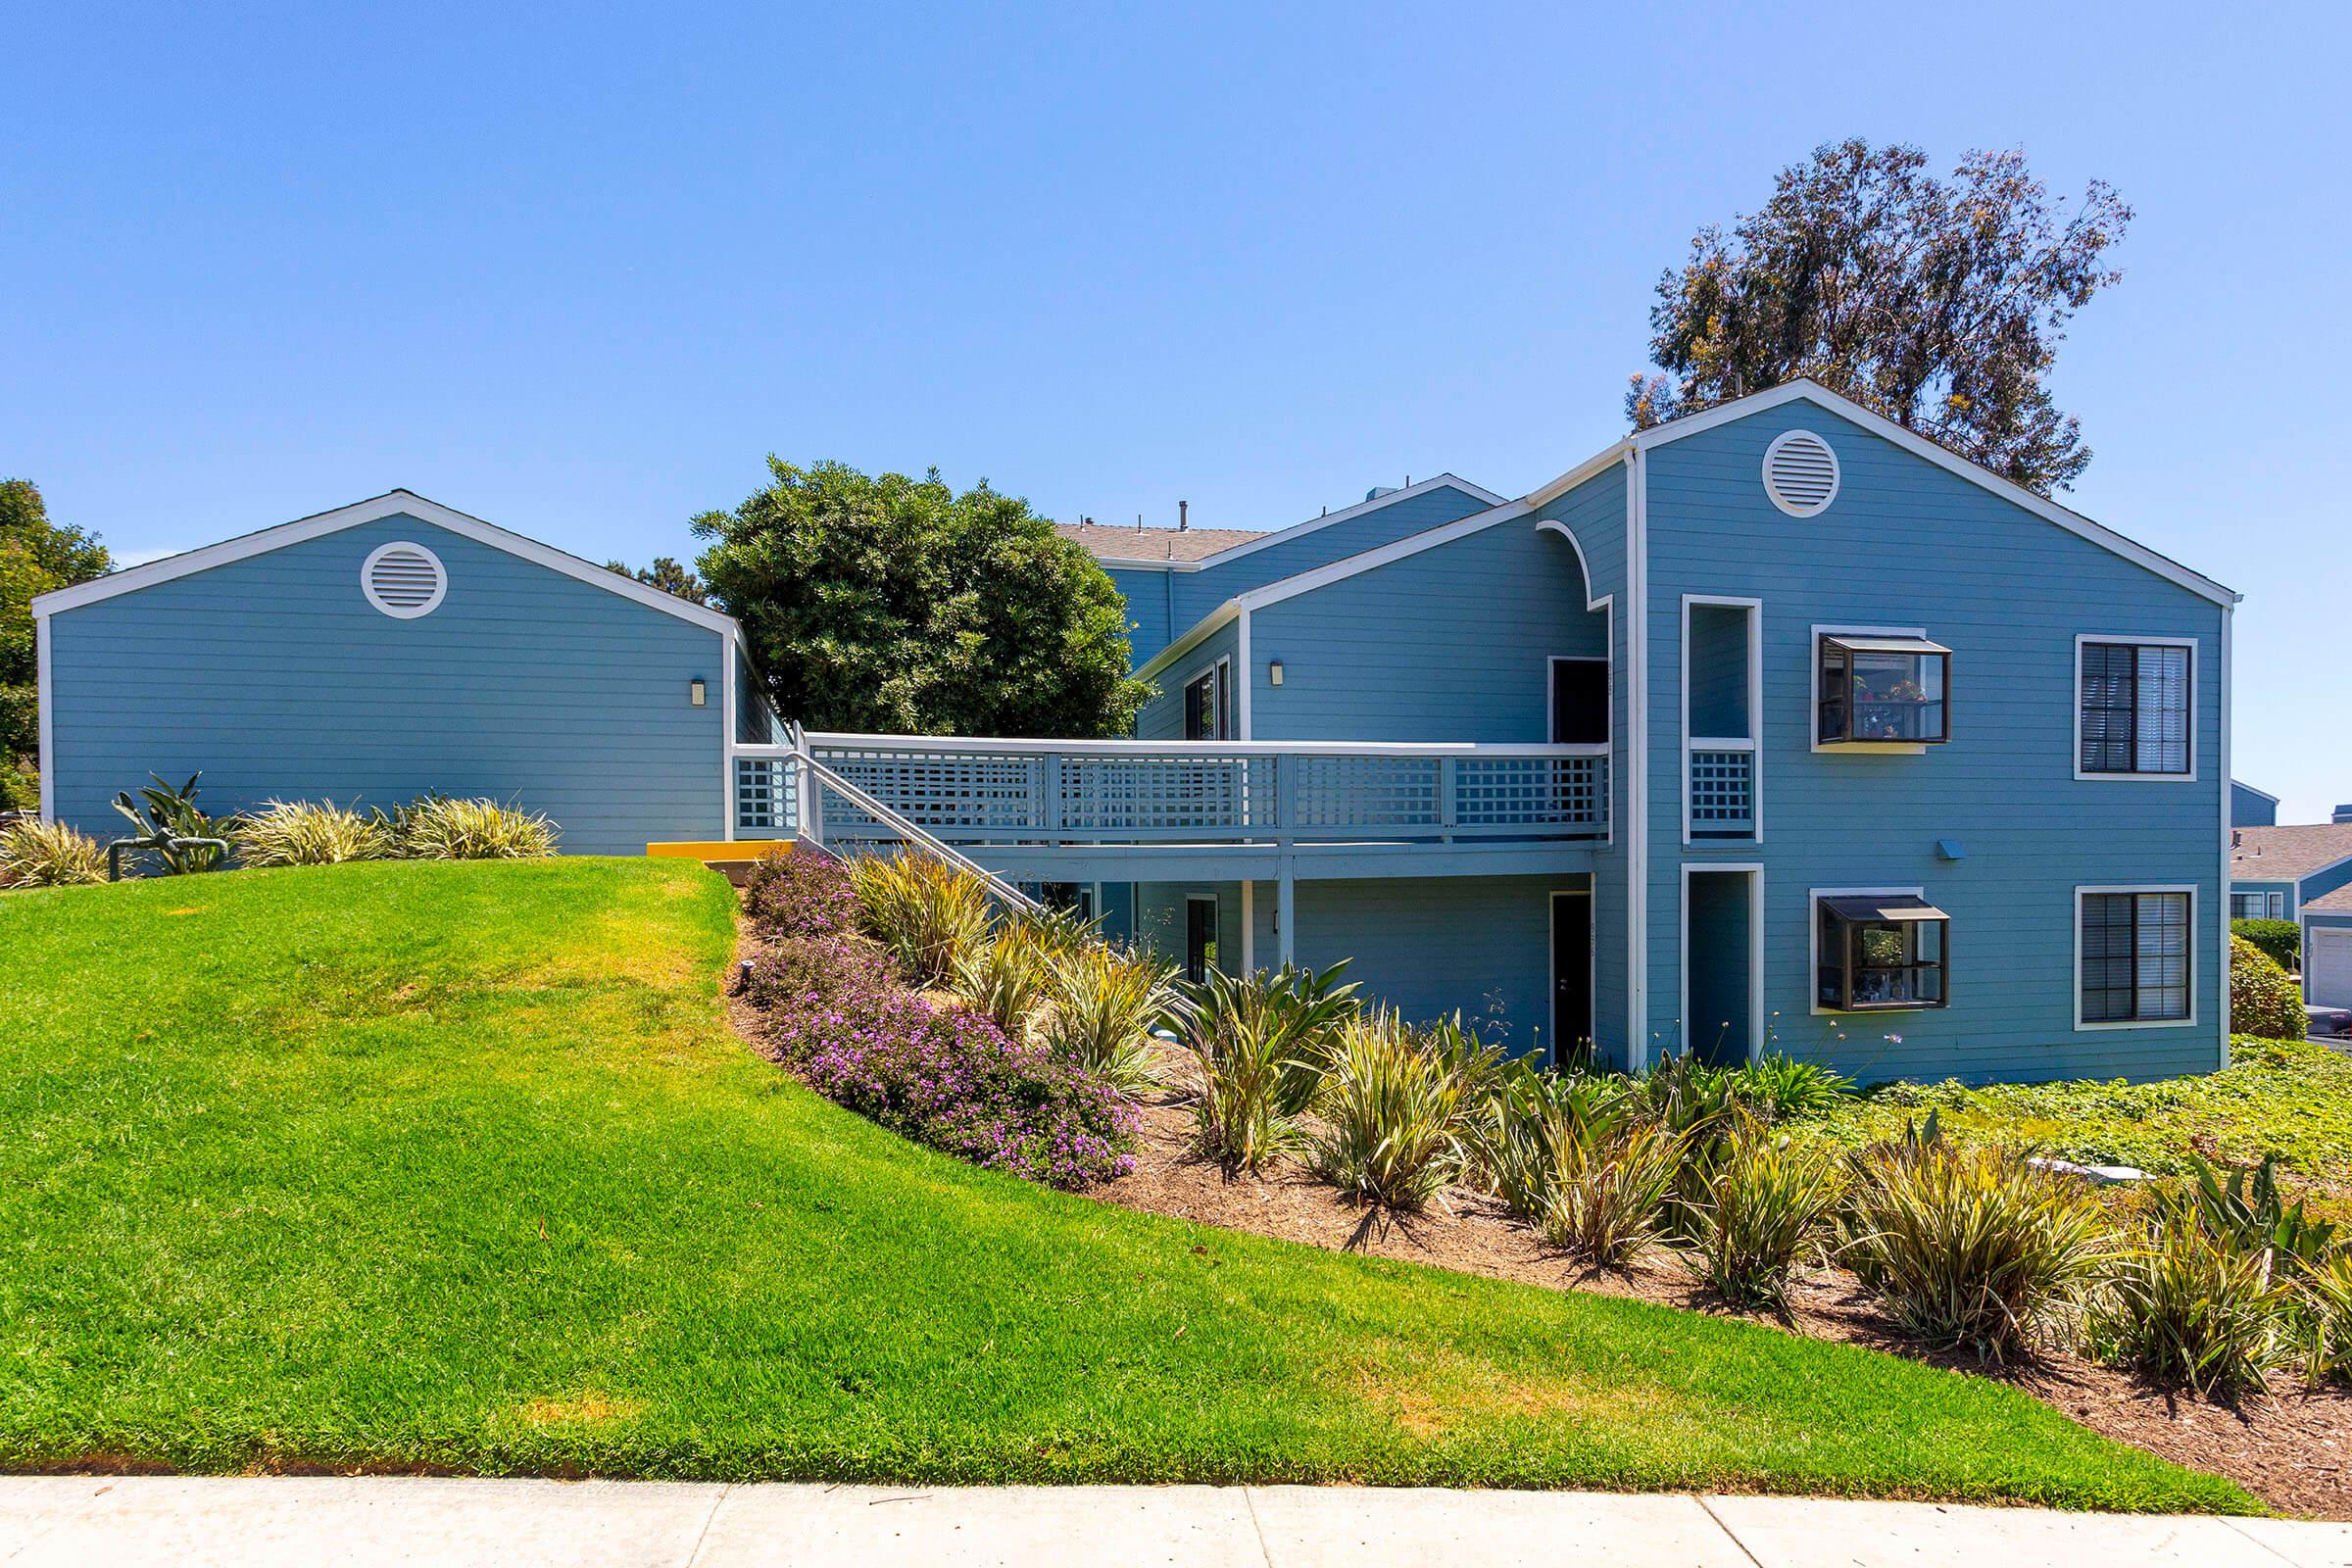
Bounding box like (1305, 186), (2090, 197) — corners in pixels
(1040, 942), (1176, 1094)
(2162, 1154), (2338, 1271)
(1175, 959), (1358, 1172)
(110, 771), (230, 873)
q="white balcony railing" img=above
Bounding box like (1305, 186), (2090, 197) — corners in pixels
(1688, 740), (1755, 836)
(732, 734), (1609, 847)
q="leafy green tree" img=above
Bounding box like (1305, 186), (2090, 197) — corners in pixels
(1, 480), (110, 800)
(694, 460), (1149, 737)
(1627, 140), (2132, 494)
(605, 556), (710, 605)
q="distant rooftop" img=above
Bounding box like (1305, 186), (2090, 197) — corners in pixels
(1054, 521), (1269, 564)
(2231, 823), (2352, 882)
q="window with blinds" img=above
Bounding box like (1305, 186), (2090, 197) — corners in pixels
(2080, 641), (2191, 775)
(2079, 890), (2192, 1025)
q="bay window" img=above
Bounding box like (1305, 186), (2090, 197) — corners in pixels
(1818, 634), (1950, 745)
(1816, 893), (1950, 1010)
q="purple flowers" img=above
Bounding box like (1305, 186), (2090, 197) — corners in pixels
(739, 860), (1138, 1190)
(741, 847), (858, 940)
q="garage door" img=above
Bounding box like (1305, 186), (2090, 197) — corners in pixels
(2313, 929), (2352, 1009)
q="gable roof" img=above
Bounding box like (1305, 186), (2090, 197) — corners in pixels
(2305, 885), (2352, 915)
(2232, 823), (2352, 886)
(2233, 780), (2281, 806)
(1060, 474), (1504, 572)
(1526, 380), (2238, 609)
(29, 489), (743, 640)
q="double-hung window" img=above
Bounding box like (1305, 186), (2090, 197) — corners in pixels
(2078, 889), (2193, 1026)
(2079, 640), (2192, 776)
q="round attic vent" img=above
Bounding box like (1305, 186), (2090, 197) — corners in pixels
(362, 541), (447, 618)
(1762, 429), (1840, 517)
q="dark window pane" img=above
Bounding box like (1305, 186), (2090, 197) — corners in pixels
(1551, 660), (1608, 745)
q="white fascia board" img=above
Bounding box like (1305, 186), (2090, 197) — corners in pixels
(1524, 440), (1635, 512)
(2231, 780), (2279, 806)
(1076, 474), (1506, 575)
(30, 489), (749, 643)
(1628, 381), (2239, 609)
(1133, 601), (1244, 685)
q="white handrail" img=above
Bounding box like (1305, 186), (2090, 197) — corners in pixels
(795, 751), (1044, 916)
(803, 730), (1608, 759)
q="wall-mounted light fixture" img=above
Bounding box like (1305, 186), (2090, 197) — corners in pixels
(690, 678), (708, 708)
(1268, 660), (1285, 687)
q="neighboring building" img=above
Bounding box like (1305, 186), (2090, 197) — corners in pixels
(2306, 886), (2352, 1009)
(2231, 779), (2279, 827)
(2230, 824), (2352, 925)
(35, 380), (2239, 1084)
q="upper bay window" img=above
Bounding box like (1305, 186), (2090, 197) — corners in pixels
(2079, 639), (2193, 777)
(1816, 893), (1950, 1010)
(1817, 635), (1950, 745)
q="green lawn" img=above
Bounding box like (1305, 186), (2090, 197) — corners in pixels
(0, 859), (2252, 1510)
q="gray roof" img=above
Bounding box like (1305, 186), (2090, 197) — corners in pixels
(2231, 823), (2352, 883)
(1054, 522), (1269, 564)
(2303, 884), (2352, 915)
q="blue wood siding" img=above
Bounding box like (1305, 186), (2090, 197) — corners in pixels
(1170, 483), (1496, 634)
(1644, 401), (2228, 1084)
(2304, 859), (2352, 906)
(1686, 603), (1750, 738)
(1685, 869), (1753, 1062)
(46, 514), (728, 856)
(1246, 515), (1605, 743)
(1106, 565), (1181, 667)
(1530, 462), (1633, 1066)
(1134, 615), (1241, 741)
(2231, 782), (2278, 827)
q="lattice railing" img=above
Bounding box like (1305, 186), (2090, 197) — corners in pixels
(1689, 747), (1754, 834)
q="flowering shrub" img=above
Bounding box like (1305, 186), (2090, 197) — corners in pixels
(2230, 936), (2306, 1043)
(742, 847), (858, 939)
(747, 932), (1137, 1189)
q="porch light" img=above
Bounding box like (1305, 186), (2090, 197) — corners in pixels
(1268, 661), (1284, 687)
(690, 678), (708, 708)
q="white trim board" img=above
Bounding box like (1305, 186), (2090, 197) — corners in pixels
(1076, 474), (1506, 574)
(2073, 884), (2202, 1033)
(2072, 633), (2200, 783)
(30, 489), (747, 640)
(1526, 380), (2237, 608)
(1678, 863), (1765, 1065)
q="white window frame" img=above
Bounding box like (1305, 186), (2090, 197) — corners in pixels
(1808, 623), (1932, 756)
(1679, 863), (1765, 1062)
(2074, 634), (2198, 783)
(1546, 655), (1611, 747)
(1808, 885), (1936, 1017)
(1182, 656), (1235, 741)
(2074, 883), (2200, 1031)
(1683, 595), (1763, 847)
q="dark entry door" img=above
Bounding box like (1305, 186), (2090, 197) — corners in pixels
(1185, 896), (1219, 983)
(1551, 892), (1593, 1067)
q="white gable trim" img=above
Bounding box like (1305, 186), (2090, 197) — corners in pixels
(2232, 780), (2280, 807)
(1234, 499), (1530, 610)
(1525, 381), (2238, 609)
(29, 489), (747, 639)
(1080, 474), (1507, 574)
(1134, 600), (1243, 685)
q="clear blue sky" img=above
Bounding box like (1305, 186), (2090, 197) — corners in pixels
(7, 3), (2347, 820)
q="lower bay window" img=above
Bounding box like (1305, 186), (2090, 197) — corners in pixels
(1815, 892), (1950, 1010)
(2078, 887), (2194, 1027)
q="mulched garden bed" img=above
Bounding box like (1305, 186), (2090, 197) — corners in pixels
(1094, 1091), (2352, 1519)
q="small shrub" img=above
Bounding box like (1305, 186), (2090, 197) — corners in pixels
(1474, 1060), (1638, 1222)
(850, 851), (993, 989)
(956, 918), (1056, 1037)
(1538, 1120), (1688, 1267)
(1727, 1054), (1854, 1121)
(392, 797), (558, 860)
(1841, 1143), (2110, 1361)
(0, 761), (36, 813)
(2090, 1217), (2290, 1396)
(1040, 941), (1175, 1094)
(2230, 935), (2306, 1043)
(741, 848), (857, 938)
(1177, 960), (1358, 1172)
(2231, 917), (2299, 972)
(1310, 1010), (1488, 1210)
(1687, 1115), (1848, 1310)
(233, 800), (391, 866)
(0, 818), (105, 888)
(110, 771), (230, 873)
(2302, 1252), (2352, 1383)
(2165, 1153), (2338, 1269)
(740, 933), (899, 1014)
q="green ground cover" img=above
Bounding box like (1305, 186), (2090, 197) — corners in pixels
(0, 859), (2251, 1509)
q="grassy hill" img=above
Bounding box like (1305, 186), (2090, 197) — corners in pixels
(0, 858), (2251, 1510)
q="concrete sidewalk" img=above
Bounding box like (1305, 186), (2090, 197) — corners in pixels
(0, 1478), (2345, 1567)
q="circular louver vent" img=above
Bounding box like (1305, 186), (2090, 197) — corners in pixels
(362, 541), (448, 618)
(1762, 429), (1840, 517)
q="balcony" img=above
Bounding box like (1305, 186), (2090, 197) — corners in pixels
(733, 735), (1609, 852)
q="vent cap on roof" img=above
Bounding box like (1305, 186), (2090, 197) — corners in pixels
(1762, 429), (1840, 517)
(362, 540), (447, 618)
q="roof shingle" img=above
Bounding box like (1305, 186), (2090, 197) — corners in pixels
(1054, 522), (1269, 564)
(2231, 824), (2352, 883)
